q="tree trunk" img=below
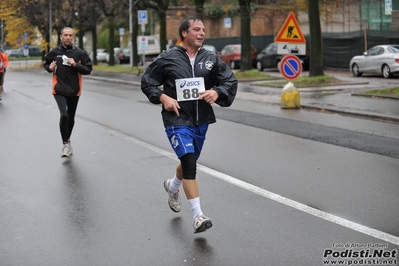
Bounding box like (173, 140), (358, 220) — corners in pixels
(239, 0), (252, 71)
(108, 16), (116, 66)
(78, 26), (84, 51)
(194, 0), (205, 18)
(91, 11), (98, 65)
(158, 11), (167, 52)
(308, 0), (324, 76)
(132, 9), (139, 67)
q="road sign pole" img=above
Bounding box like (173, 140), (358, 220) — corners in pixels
(138, 10), (148, 72)
(141, 24), (146, 70)
(129, 0), (133, 70)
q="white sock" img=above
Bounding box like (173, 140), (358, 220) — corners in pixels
(188, 197), (202, 219)
(169, 175), (182, 193)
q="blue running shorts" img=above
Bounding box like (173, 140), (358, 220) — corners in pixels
(165, 124), (209, 159)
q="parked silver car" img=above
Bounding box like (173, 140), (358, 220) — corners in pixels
(349, 44), (399, 78)
(90, 48), (108, 62)
(202, 44), (217, 53)
(105, 47), (120, 64)
(5, 49), (23, 57)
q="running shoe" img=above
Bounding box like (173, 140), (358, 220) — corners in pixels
(163, 179), (181, 212)
(61, 143), (73, 158)
(193, 213), (212, 233)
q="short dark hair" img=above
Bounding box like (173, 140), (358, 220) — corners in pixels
(178, 15), (203, 40)
(61, 27), (74, 35)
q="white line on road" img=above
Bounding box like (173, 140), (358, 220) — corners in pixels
(197, 165), (399, 246)
(89, 119), (399, 247)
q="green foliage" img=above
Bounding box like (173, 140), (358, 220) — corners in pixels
(202, 0), (261, 19)
(235, 70), (280, 81)
(203, 2), (240, 19)
(93, 64), (143, 74)
(97, 29), (120, 49)
(253, 75), (349, 87)
(294, 75), (334, 84)
(363, 87), (399, 97)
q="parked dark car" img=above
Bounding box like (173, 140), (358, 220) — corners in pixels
(256, 42), (309, 71)
(89, 48), (108, 62)
(218, 44), (257, 69)
(116, 48), (130, 64)
(16, 46), (43, 57)
(27, 46), (43, 56)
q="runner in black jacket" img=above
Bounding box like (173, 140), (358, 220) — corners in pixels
(43, 27), (92, 158)
(141, 16), (237, 233)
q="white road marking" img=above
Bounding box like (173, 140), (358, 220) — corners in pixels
(197, 164), (399, 246)
(92, 121), (399, 247)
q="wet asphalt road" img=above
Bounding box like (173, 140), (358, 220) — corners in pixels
(0, 68), (398, 266)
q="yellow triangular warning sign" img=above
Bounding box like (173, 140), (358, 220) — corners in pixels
(275, 12), (306, 44)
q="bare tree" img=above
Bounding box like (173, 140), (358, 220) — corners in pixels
(23, 0), (85, 51)
(147, 0), (172, 52)
(97, 0), (129, 66)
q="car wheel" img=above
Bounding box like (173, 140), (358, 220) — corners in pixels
(256, 61), (264, 71)
(230, 61), (237, 69)
(351, 63), (362, 77)
(277, 61), (281, 72)
(382, 64), (392, 78)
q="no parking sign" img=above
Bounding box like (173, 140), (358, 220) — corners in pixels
(279, 55), (302, 80)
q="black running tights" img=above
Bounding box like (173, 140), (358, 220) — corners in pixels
(54, 94), (80, 144)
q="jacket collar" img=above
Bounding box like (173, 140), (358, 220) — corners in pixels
(60, 44), (75, 52)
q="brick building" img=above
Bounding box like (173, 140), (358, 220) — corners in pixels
(164, 1), (399, 41)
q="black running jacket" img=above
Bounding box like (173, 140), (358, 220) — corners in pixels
(43, 45), (92, 96)
(141, 46), (237, 128)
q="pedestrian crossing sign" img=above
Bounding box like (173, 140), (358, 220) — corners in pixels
(274, 12), (306, 44)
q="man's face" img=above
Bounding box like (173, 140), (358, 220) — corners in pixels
(182, 20), (205, 49)
(60, 28), (74, 47)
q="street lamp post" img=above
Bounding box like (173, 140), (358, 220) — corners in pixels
(49, 0), (52, 52)
(129, 0), (133, 70)
(0, 20), (3, 51)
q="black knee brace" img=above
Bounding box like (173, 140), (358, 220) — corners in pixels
(180, 153), (197, 180)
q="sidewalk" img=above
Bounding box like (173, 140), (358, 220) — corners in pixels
(89, 70), (399, 123)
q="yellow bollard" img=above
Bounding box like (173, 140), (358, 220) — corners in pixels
(281, 82), (300, 109)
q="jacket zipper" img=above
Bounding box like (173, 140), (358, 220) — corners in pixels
(189, 52), (200, 125)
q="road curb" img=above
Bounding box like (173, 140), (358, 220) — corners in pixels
(86, 75), (398, 123)
(351, 93), (399, 100)
(301, 105), (399, 123)
(87, 75), (141, 86)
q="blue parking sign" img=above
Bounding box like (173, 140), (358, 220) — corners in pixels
(224, 18), (231, 28)
(138, 10), (147, 25)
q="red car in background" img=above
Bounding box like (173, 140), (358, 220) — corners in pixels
(218, 44), (258, 69)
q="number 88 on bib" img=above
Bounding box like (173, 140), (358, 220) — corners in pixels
(175, 77), (205, 102)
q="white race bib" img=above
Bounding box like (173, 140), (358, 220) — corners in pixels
(175, 77), (205, 101)
(62, 55), (71, 66)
